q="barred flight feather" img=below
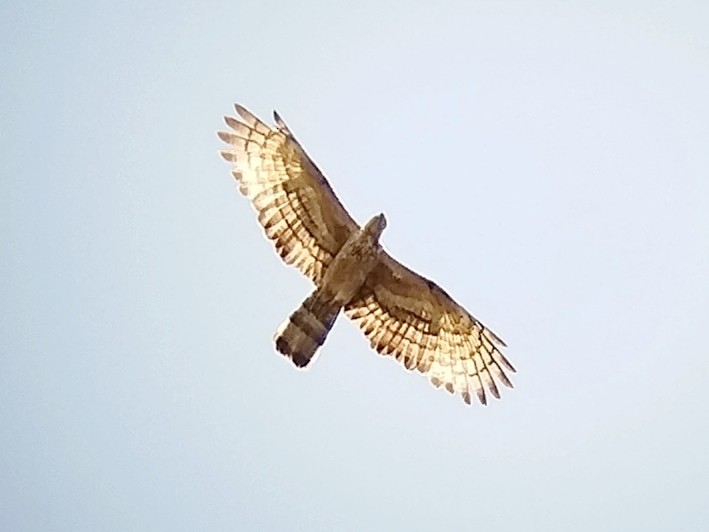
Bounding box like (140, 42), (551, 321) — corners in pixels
(220, 103), (515, 408)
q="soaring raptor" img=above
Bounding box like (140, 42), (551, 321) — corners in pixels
(218, 104), (515, 406)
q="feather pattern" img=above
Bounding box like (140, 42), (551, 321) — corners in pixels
(220, 104), (515, 407)
(345, 251), (515, 405)
(219, 104), (357, 284)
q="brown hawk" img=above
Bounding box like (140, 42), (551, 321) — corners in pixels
(218, 104), (515, 406)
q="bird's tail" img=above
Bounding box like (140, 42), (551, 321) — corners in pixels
(274, 289), (340, 368)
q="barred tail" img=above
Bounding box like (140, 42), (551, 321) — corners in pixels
(274, 290), (340, 368)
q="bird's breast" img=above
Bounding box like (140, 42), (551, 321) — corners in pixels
(321, 235), (380, 305)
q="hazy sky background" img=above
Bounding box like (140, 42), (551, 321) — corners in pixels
(2, 1), (708, 530)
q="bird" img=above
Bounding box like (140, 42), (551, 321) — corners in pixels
(218, 104), (515, 406)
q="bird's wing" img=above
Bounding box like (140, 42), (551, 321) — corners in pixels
(345, 251), (515, 406)
(219, 104), (358, 284)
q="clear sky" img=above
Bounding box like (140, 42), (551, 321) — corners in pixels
(2, 1), (708, 530)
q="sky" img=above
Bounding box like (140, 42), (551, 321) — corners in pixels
(2, 1), (708, 530)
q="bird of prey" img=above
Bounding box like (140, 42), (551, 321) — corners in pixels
(218, 104), (515, 406)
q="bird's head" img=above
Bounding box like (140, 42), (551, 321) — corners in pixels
(364, 213), (387, 241)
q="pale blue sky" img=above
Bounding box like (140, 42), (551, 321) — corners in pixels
(2, 1), (708, 530)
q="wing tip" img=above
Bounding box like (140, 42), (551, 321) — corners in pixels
(483, 327), (507, 347)
(234, 103), (259, 125)
(219, 149), (237, 162)
(224, 115), (242, 130)
(273, 109), (292, 135)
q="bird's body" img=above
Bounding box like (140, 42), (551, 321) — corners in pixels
(218, 104), (515, 407)
(320, 214), (386, 305)
(275, 214), (386, 367)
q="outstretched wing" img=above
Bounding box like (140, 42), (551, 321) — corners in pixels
(345, 251), (515, 406)
(218, 104), (358, 284)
